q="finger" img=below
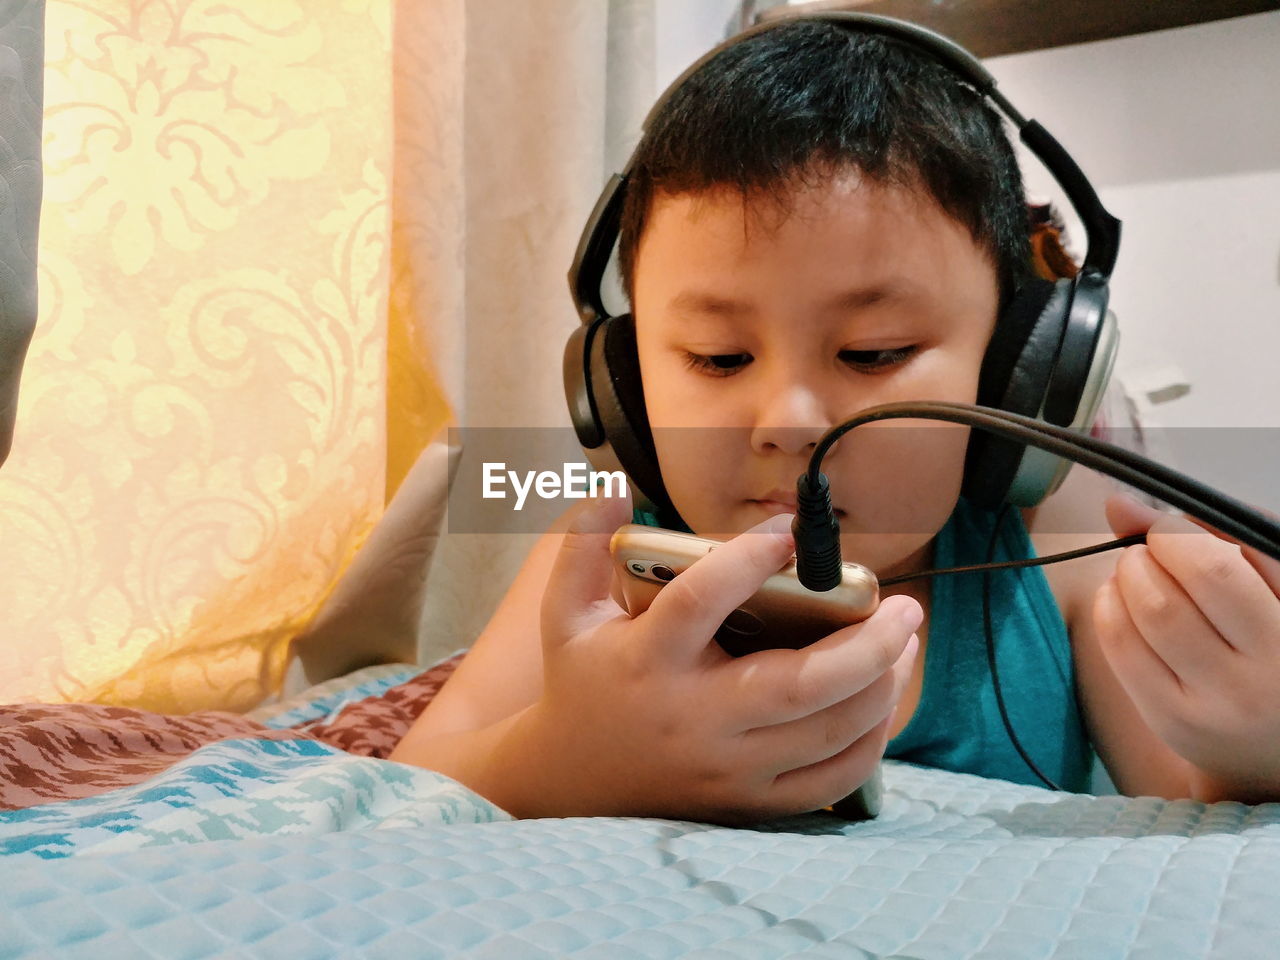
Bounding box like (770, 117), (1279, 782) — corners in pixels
(1104, 491), (1167, 538)
(1113, 544), (1227, 685)
(1141, 514), (1280, 656)
(1108, 491), (1280, 598)
(719, 594), (922, 728)
(1166, 505), (1280, 599)
(641, 512), (797, 663)
(741, 630), (917, 775)
(540, 487), (634, 646)
(1091, 573), (1185, 708)
(764, 711), (893, 815)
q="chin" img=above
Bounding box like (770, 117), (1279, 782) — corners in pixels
(673, 505), (754, 539)
(838, 527), (934, 577)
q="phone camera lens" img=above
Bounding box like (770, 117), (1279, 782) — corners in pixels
(651, 564), (675, 582)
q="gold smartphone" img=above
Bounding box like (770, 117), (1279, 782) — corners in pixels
(610, 523), (887, 820)
(609, 524), (879, 657)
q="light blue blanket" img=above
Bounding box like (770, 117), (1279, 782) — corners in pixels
(0, 738), (508, 861)
(2, 738), (1277, 959)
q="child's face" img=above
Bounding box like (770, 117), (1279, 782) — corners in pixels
(632, 171), (1000, 577)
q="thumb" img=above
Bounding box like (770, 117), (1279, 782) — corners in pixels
(1104, 491), (1166, 538)
(540, 486), (633, 647)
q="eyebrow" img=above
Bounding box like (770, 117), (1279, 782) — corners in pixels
(667, 282), (916, 318)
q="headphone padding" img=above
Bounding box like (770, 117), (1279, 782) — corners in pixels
(1043, 270), (1109, 427)
(591, 314), (677, 515)
(963, 278), (1072, 508)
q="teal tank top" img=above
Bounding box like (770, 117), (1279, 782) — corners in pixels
(631, 498), (1095, 793)
(884, 497), (1094, 792)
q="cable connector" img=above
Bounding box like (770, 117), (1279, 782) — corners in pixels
(792, 472), (843, 591)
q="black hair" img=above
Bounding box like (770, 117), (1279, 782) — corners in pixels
(618, 19), (1035, 313)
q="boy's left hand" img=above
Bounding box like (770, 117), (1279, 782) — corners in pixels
(1094, 492), (1280, 802)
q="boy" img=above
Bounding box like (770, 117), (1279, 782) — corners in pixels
(390, 18), (1280, 820)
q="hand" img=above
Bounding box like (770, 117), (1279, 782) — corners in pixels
(508, 491), (921, 824)
(1093, 492), (1280, 800)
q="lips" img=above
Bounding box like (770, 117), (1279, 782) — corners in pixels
(755, 489), (798, 509)
(749, 489), (846, 517)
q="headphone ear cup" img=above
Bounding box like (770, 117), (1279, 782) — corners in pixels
(564, 321), (605, 449)
(964, 278), (1072, 508)
(589, 314), (677, 515)
(1009, 281), (1119, 506)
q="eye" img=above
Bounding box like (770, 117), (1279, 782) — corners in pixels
(683, 352), (753, 377)
(838, 346), (917, 372)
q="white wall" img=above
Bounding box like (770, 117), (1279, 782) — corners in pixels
(986, 12), (1280, 510)
(650, 5), (1280, 510)
(654, 0), (742, 92)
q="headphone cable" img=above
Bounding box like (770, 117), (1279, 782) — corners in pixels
(793, 400), (1280, 791)
(982, 503), (1063, 791)
(878, 532), (1146, 588)
(793, 400), (1280, 593)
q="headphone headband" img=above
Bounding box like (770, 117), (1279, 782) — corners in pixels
(569, 11), (1121, 318)
(644, 12), (1005, 130)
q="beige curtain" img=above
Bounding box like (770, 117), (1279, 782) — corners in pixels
(0, 0), (655, 712)
(299, 0), (660, 681)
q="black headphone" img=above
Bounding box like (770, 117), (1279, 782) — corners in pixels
(564, 11), (1122, 519)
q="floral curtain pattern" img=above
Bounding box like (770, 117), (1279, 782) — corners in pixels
(0, 0), (443, 713)
(1, 0), (647, 713)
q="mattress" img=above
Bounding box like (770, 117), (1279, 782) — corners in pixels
(2, 665), (1278, 959)
(5, 762), (1274, 957)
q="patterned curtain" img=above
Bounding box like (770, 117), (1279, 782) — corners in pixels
(0, 0), (650, 714)
(0, 0), (439, 713)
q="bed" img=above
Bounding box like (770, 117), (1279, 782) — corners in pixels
(3, 4), (1279, 958)
(3, 656), (1278, 960)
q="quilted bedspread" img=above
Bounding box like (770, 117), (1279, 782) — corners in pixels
(3, 744), (1278, 959)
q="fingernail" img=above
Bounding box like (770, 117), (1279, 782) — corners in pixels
(1119, 492), (1164, 520)
(764, 513), (795, 538)
(884, 595), (923, 632)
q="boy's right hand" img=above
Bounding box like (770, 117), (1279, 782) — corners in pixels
(505, 492), (921, 824)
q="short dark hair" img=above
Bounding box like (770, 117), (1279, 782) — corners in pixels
(618, 19), (1034, 312)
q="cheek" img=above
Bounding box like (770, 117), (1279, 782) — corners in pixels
(832, 436), (968, 575)
(637, 339), (746, 529)
(822, 335), (986, 515)
(639, 352), (743, 512)
(640, 356), (740, 429)
(635, 336), (684, 428)
(890, 339), (989, 406)
(829, 421), (970, 536)
(649, 424), (747, 529)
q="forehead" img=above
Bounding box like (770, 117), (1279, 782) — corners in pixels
(633, 173), (998, 310)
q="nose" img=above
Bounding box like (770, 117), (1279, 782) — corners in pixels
(749, 377), (836, 457)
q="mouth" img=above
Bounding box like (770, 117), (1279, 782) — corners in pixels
(748, 491), (847, 518)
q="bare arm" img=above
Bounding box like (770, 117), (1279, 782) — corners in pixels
(392, 510), (574, 744)
(386, 504), (588, 815)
